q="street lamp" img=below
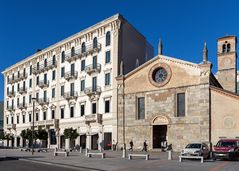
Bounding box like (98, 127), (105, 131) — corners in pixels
(31, 97), (36, 155)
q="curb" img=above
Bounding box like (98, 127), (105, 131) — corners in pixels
(19, 158), (106, 171)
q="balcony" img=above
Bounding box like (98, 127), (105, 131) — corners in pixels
(8, 73), (28, 84)
(17, 103), (27, 110)
(38, 80), (49, 88)
(84, 86), (101, 96)
(6, 106), (15, 112)
(65, 43), (101, 62)
(8, 77), (14, 84)
(38, 98), (49, 106)
(85, 64), (101, 75)
(34, 119), (59, 127)
(7, 91), (15, 97)
(85, 113), (102, 124)
(32, 60), (57, 74)
(6, 124), (16, 130)
(19, 87), (27, 94)
(63, 91), (78, 100)
(64, 71), (78, 81)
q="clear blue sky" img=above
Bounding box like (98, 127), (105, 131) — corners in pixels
(0, 0), (239, 100)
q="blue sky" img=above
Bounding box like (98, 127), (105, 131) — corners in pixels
(0, 0), (239, 100)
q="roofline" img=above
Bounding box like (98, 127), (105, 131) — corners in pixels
(210, 86), (239, 100)
(124, 54), (199, 79)
(217, 35), (237, 40)
(2, 13), (124, 74)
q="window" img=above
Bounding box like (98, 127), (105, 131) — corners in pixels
(7, 76), (9, 84)
(30, 65), (32, 75)
(36, 92), (39, 101)
(52, 55), (56, 65)
(6, 117), (9, 124)
(61, 51), (65, 63)
(106, 31), (111, 46)
(222, 42), (231, 53)
(92, 103), (97, 114)
(36, 113), (39, 121)
(93, 56), (97, 69)
(18, 71), (20, 78)
(71, 63), (75, 74)
(70, 83), (74, 95)
(227, 43), (231, 52)
(44, 59), (47, 67)
(52, 70), (56, 80)
(29, 79), (32, 88)
(105, 51), (111, 63)
(7, 87), (9, 94)
(29, 113), (32, 122)
(44, 73), (47, 84)
(105, 73), (111, 86)
(17, 83), (20, 91)
(23, 81), (26, 90)
(29, 94), (32, 104)
(81, 60), (85, 71)
(80, 104), (85, 116)
(43, 111), (46, 120)
(12, 99), (14, 109)
(61, 85), (64, 96)
(44, 90), (47, 101)
(17, 98), (19, 107)
(70, 106), (74, 118)
(11, 85), (14, 93)
(23, 68), (26, 77)
(11, 116), (14, 124)
(92, 77), (97, 91)
(177, 93), (185, 117)
(17, 115), (19, 124)
(105, 100), (110, 113)
(137, 97), (145, 120)
(12, 73), (14, 80)
(23, 96), (25, 107)
(61, 108), (64, 119)
(52, 88), (55, 98)
(23, 115), (25, 123)
(71, 47), (75, 57)
(7, 101), (9, 108)
(37, 62), (40, 70)
(61, 67), (65, 77)
(81, 42), (86, 53)
(80, 80), (85, 92)
(51, 110), (55, 119)
(36, 76), (39, 85)
(93, 37), (97, 48)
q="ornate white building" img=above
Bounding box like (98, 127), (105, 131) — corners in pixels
(2, 14), (154, 149)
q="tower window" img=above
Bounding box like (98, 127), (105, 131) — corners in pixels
(222, 42), (231, 53)
(227, 43), (231, 52)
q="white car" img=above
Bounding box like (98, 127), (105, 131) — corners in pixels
(181, 143), (210, 159)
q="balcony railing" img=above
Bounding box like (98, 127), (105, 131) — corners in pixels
(85, 64), (101, 74)
(63, 91), (78, 100)
(38, 80), (49, 88)
(34, 119), (59, 127)
(8, 73), (27, 84)
(85, 113), (102, 124)
(65, 43), (101, 62)
(84, 86), (101, 96)
(38, 98), (49, 106)
(64, 71), (78, 80)
(6, 124), (16, 130)
(8, 77), (14, 84)
(32, 60), (57, 74)
(19, 87), (27, 94)
(17, 103), (27, 110)
(7, 91), (15, 97)
(7, 106), (15, 112)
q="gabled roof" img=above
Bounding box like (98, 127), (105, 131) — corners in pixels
(210, 86), (239, 100)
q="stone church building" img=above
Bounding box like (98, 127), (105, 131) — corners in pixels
(117, 36), (239, 152)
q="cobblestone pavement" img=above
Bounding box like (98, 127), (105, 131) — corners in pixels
(0, 149), (238, 171)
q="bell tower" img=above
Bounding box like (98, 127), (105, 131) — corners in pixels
(217, 36), (237, 93)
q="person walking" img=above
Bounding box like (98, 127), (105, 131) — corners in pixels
(142, 140), (148, 152)
(129, 140), (133, 151)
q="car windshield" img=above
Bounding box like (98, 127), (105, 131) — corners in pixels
(217, 141), (237, 147)
(186, 144), (201, 149)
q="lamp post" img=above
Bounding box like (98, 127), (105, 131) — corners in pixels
(31, 97), (36, 155)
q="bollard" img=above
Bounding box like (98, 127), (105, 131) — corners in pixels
(79, 147), (82, 153)
(85, 148), (89, 156)
(168, 150), (172, 160)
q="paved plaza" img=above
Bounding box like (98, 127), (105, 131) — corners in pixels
(0, 149), (238, 171)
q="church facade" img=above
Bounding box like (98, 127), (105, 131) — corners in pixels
(117, 36), (239, 152)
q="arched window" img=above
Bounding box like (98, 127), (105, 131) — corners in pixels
(71, 47), (75, 57)
(52, 55), (56, 65)
(93, 37), (98, 48)
(106, 31), (111, 46)
(44, 59), (47, 67)
(81, 42), (86, 53)
(222, 44), (226, 53)
(61, 51), (65, 63)
(227, 43), (231, 52)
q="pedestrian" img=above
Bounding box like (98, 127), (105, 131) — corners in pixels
(112, 139), (116, 151)
(142, 140), (148, 152)
(129, 140), (133, 151)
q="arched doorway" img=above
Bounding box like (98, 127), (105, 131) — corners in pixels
(152, 115), (169, 149)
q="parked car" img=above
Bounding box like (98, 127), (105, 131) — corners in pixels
(181, 143), (210, 159)
(213, 139), (239, 160)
